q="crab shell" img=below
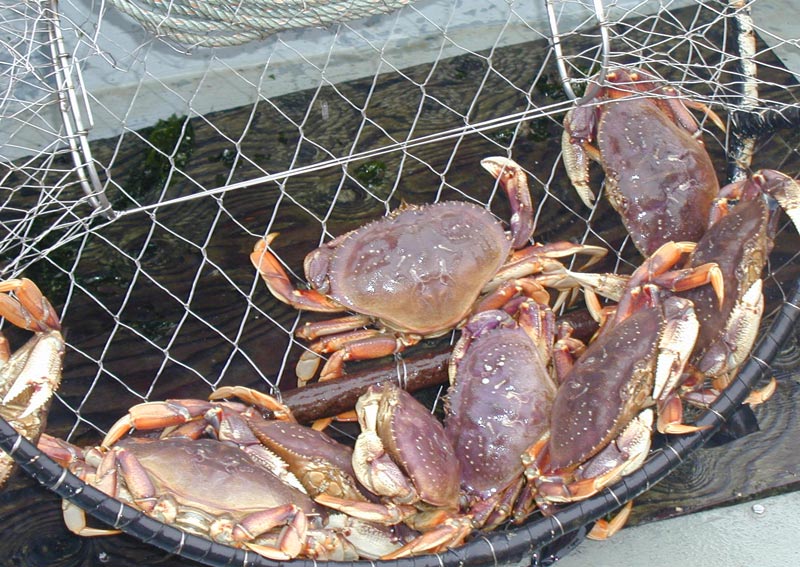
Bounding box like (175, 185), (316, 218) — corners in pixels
(353, 382), (461, 511)
(444, 306), (557, 512)
(548, 294), (697, 470)
(305, 201), (512, 334)
(116, 437), (320, 521)
(102, 392), (374, 507)
(563, 67), (720, 256)
(593, 97), (719, 255)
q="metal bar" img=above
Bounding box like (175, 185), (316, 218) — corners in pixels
(46, 0), (116, 219)
(546, 0), (611, 101)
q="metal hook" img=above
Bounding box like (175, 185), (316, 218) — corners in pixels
(545, 0), (612, 101)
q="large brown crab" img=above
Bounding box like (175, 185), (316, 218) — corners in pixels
(523, 242), (724, 520)
(252, 157), (606, 384)
(314, 382), (473, 558)
(0, 278), (64, 489)
(443, 299), (582, 530)
(562, 67), (726, 256)
(40, 434), (401, 560)
(102, 387), (379, 508)
(40, 393), (406, 560)
(678, 169), (800, 398)
(546, 169), (800, 404)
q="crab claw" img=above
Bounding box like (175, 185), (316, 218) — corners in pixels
(560, 115), (599, 210)
(210, 386), (297, 422)
(1, 329), (64, 419)
(480, 157), (535, 248)
(0, 278), (61, 333)
(750, 169), (800, 233)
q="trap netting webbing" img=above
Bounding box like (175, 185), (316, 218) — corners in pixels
(1, 0), (799, 565)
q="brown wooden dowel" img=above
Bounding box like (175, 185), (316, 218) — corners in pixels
(281, 345), (452, 423)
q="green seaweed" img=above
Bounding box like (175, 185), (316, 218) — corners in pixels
(116, 114), (195, 208)
(354, 160), (388, 190)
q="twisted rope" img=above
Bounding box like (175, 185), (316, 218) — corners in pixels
(107, 0), (413, 47)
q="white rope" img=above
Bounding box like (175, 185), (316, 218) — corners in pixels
(107, 0), (414, 47)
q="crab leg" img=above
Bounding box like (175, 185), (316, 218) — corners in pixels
(317, 334), (419, 383)
(474, 277), (551, 312)
(296, 314), (372, 341)
(538, 241), (724, 320)
(621, 241), (723, 310)
(535, 267), (630, 305)
(489, 242), (608, 288)
(237, 504), (309, 560)
(314, 499), (464, 558)
(587, 501), (634, 540)
(293, 326), (417, 386)
(292, 330), (413, 386)
(61, 500), (123, 537)
(46, 445), (123, 536)
(380, 516), (473, 559)
(102, 399), (223, 447)
(314, 493), (417, 525)
(714, 169), (800, 233)
(251, 235), (345, 312)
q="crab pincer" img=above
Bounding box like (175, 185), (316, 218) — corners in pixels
(0, 278), (64, 488)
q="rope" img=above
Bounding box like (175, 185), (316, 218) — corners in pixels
(107, 0), (414, 47)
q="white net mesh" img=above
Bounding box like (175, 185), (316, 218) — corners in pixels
(1, 0), (799, 462)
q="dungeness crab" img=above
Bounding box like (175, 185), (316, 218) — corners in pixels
(40, 392), (406, 560)
(252, 157), (606, 384)
(316, 382), (473, 558)
(444, 299), (582, 530)
(40, 434), (401, 560)
(562, 67), (726, 256)
(524, 242), (723, 518)
(545, 169), (800, 404)
(679, 169), (800, 397)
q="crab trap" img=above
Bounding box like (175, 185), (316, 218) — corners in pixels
(1, 0), (800, 566)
